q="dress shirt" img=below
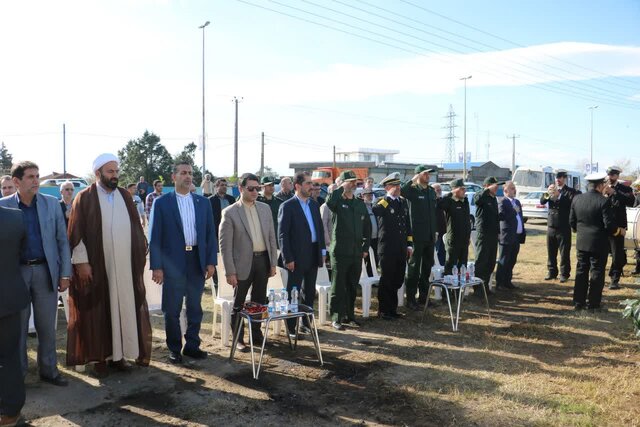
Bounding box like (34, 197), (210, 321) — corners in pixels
(366, 204), (379, 239)
(242, 200), (267, 252)
(507, 196), (524, 234)
(18, 195), (46, 262)
(296, 195), (326, 256)
(176, 192), (197, 245)
(217, 194), (230, 210)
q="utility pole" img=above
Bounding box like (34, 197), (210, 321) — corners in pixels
(260, 132), (265, 178)
(474, 112), (479, 161)
(442, 104), (457, 162)
(508, 134), (520, 177)
(589, 105), (598, 172)
(460, 75), (472, 180)
(232, 96), (243, 177)
(333, 145), (336, 169)
(199, 21), (210, 174)
(62, 123), (67, 175)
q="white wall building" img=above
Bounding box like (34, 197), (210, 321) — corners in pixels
(335, 148), (399, 164)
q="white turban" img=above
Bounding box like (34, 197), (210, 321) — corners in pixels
(92, 153), (119, 173)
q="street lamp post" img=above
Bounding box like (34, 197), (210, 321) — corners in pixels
(199, 20), (210, 175)
(460, 75), (472, 180)
(589, 105), (598, 173)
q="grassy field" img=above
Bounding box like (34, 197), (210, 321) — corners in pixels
(24, 219), (640, 426)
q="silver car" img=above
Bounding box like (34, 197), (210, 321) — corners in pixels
(520, 191), (548, 221)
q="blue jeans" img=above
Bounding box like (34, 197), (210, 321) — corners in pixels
(162, 250), (205, 354)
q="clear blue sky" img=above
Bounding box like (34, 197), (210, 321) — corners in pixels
(0, 0), (638, 179)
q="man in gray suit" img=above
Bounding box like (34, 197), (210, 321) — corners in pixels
(0, 161), (72, 386)
(219, 173), (277, 352)
(0, 207), (30, 426)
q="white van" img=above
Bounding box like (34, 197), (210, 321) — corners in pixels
(512, 166), (583, 199)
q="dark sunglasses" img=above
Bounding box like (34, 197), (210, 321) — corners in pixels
(245, 186), (261, 192)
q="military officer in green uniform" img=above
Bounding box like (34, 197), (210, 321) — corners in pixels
(257, 176), (283, 242)
(327, 170), (371, 331)
(373, 173), (413, 319)
(437, 179), (471, 276)
(401, 165), (437, 310)
(473, 176), (503, 295)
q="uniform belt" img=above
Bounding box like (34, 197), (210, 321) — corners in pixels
(253, 251), (268, 257)
(185, 245), (198, 252)
(22, 258), (47, 266)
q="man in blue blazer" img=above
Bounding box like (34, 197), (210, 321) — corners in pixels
(149, 161), (217, 365)
(278, 172), (325, 337)
(496, 181), (526, 290)
(0, 161), (71, 386)
(0, 207), (30, 425)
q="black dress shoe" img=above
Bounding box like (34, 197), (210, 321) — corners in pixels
(40, 374), (68, 387)
(182, 348), (208, 359)
(168, 352), (183, 364)
(559, 276), (569, 283)
(608, 280), (621, 290)
(544, 273), (557, 281)
(503, 282), (518, 290)
(379, 312), (394, 320)
(108, 359), (132, 372)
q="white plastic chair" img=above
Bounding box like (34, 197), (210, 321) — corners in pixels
(315, 265), (331, 324)
(212, 255), (235, 346)
(359, 247), (380, 318)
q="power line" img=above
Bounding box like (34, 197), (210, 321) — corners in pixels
(238, 0), (638, 109)
(397, 0), (640, 92)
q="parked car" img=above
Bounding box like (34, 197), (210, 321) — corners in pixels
(467, 191), (477, 230)
(520, 191), (548, 221)
(40, 178), (88, 188)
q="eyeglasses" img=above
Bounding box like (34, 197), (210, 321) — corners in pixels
(245, 186), (261, 192)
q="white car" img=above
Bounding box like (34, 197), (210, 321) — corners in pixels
(520, 191), (548, 221)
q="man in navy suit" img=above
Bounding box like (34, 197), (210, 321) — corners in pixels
(150, 161), (217, 365)
(0, 161), (71, 386)
(0, 207), (30, 426)
(278, 172), (325, 337)
(496, 181), (526, 290)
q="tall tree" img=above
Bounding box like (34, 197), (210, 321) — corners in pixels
(0, 142), (13, 174)
(118, 131), (173, 186)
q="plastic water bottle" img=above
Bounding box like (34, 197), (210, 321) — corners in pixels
(460, 265), (467, 284)
(452, 265), (459, 284)
(274, 293), (281, 314)
(280, 288), (289, 313)
(468, 262), (475, 279)
(268, 289), (276, 316)
(290, 286), (299, 313)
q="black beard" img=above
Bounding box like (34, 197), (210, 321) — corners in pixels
(100, 175), (118, 189)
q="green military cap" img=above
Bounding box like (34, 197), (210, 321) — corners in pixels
(450, 178), (465, 189)
(339, 170), (357, 182)
(380, 172), (401, 186)
(483, 176), (505, 186)
(261, 176), (274, 185)
(415, 164), (436, 174)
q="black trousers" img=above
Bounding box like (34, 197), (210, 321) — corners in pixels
(285, 244), (319, 333)
(475, 235), (498, 291)
(231, 253), (270, 343)
(547, 228), (572, 277)
(444, 243), (469, 276)
(364, 238), (379, 277)
(608, 235), (627, 280)
(496, 241), (520, 287)
(405, 240), (434, 303)
(378, 253), (406, 315)
(0, 312), (25, 417)
(574, 250), (608, 308)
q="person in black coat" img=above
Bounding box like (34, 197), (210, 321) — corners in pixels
(209, 178), (237, 234)
(372, 173), (413, 319)
(473, 176), (503, 295)
(539, 169), (581, 282)
(0, 207), (29, 426)
(495, 182), (526, 290)
(278, 172), (325, 336)
(603, 166), (635, 289)
(570, 173), (620, 310)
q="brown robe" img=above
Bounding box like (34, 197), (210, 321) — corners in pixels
(66, 183), (152, 366)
